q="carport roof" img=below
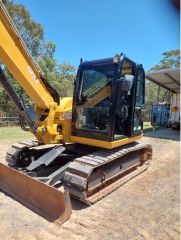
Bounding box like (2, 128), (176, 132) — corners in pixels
(146, 67), (180, 93)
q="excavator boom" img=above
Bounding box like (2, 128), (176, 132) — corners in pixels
(0, 1), (72, 224)
(0, 1), (54, 109)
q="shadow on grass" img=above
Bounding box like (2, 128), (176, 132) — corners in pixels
(144, 128), (180, 141)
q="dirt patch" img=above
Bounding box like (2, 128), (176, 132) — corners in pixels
(0, 136), (180, 240)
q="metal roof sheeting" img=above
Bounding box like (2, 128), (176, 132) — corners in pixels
(146, 67), (180, 93)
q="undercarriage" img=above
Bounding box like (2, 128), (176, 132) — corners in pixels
(4, 140), (152, 205)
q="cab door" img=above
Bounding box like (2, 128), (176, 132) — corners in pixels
(113, 60), (145, 140)
(113, 58), (135, 140)
(132, 67), (145, 134)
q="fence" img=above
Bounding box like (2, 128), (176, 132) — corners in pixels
(0, 116), (20, 126)
(0, 109), (20, 127)
(0, 104), (153, 127)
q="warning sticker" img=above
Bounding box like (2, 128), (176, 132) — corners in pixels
(63, 112), (72, 120)
(27, 66), (39, 83)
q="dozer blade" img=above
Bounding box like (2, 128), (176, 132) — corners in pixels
(0, 163), (72, 224)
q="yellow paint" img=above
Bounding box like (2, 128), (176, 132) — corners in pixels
(71, 134), (143, 149)
(35, 97), (73, 144)
(0, 2), (73, 144)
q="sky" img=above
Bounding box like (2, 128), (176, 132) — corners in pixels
(14, 0), (180, 71)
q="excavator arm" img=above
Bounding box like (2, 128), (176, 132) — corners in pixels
(0, 1), (73, 144)
(0, 1), (56, 109)
(0, 1), (72, 224)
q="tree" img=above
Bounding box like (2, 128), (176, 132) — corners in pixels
(0, 0), (45, 115)
(2, 0), (44, 57)
(0, 0), (76, 116)
(149, 49), (180, 71)
(38, 43), (76, 97)
(57, 64), (76, 96)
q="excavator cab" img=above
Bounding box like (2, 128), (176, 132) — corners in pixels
(72, 55), (145, 144)
(65, 55), (151, 204)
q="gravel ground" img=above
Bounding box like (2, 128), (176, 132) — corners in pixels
(0, 130), (180, 240)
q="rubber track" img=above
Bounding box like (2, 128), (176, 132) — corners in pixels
(6, 141), (152, 205)
(64, 143), (152, 204)
(6, 140), (39, 166)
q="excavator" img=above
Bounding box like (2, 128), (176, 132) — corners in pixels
(0, 1), (152, 225)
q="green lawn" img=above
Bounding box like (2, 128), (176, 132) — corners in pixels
(143, 122), (152, 129)
(143, 122), (166, 132)
(143, 122), (153, 132)
(0, 123), (165, 141)
(0, 126), (34, 140)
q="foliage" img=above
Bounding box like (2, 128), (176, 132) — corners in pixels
(2, 0), (43, 58)
(149, 49), (180, 71)
(0, 0), (75, 116)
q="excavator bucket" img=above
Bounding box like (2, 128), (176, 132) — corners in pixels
(0, 163), (72, 224)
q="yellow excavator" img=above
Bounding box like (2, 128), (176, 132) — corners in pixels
(0, 1), (152, 224)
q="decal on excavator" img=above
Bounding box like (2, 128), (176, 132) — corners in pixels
(27, 66), (39, 83)
(63, 112), (72, 120)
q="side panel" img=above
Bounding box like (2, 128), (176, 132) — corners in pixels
(71, 134), (142, 149)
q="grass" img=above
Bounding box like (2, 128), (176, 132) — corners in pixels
(143, 122), (152, 131)
(143, 122), (156, 132)
(0, 123), (166, 141)
(143, 122), (166, 132)
(0, 126), (34, 140)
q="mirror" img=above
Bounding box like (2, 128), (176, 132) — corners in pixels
(120, 74), (134, 91)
